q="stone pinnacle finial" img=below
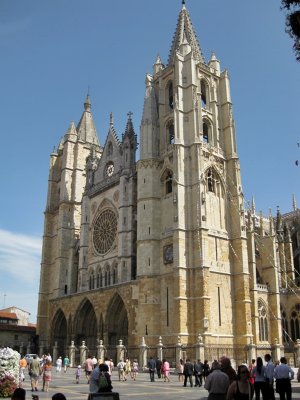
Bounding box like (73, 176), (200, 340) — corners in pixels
(127, 111), (133, 121)
(84, 94), (91, 112)
(110, 112), (114, 127)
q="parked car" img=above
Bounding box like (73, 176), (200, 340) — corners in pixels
(25, 354), (39, 363)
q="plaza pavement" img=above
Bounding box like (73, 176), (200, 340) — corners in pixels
(21, 368), (300, 400)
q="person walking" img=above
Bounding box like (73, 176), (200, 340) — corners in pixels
(63, 356), (70, 373)
(156, 358), (162, 379)
(183, 358), (194, 387)
(226, 364), (254, 400)
(274, 356), (294, 400)
(251, 356), (267, 400)
(147, 356), (156, 382)
(177, 358), (184, 382)
(204, 360), (229, 400)
(220, 356), (237, 384)
(42, 359), (52, 392)
(117, 359), (125, 382)
(75, 365), (81, 384)
(56, 356), (62, 373)
(162, 358), (170, 382)
(131, 359), (139, 380)
(194, 359), (204, 387)
(84, 355), (94, 383)
(264, 353), (275, 400)
(203, 359), (211, 382)
(28, 355), (41, 392)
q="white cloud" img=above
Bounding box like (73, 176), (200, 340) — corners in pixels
(0, 228), (42, 283)
(0, 228), (42, 322)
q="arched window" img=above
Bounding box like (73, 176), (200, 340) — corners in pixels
(104, 270), (108, 287)
(258, 300), (268, 342)
(112, 266), (117, 284)
(203, 121), (210, 143)
(107, 141), (113, 156)
(281, 308), (289, 343)
(96, 273), (100, 288)
(165, 171), (173, 194)
(89, 272), (94, 290)
(168, 81), (174, 109)
(200, 79), (209, 108)
(167, 121), (175, 145)
(206, 168), (215, 193)
(107, 267), (111, 286)
(290, 303), (300, 341)
(99, 272), (103, 288)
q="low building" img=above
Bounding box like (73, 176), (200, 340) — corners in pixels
(0, 307), (36, 354)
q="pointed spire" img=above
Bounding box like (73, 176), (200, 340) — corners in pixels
(269, 208), (274, 236)
(84, 94), (91, 112)
(153, 54), (164, 75)
(293, 193), (297, 211)
(65, 121), (77, 137)
(110, 112), (114, 127)
(168, 2), (205, 66)
(208, 51), (221, 74)
(251, 196), (256, 215)
(124, 111), (136, 138)
(259, 211), (264, 236)
(77, 95), (100, 146)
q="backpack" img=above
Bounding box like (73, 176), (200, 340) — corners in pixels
(98, 371), (108, 390)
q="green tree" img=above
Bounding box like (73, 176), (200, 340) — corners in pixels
(282, 0), (300, 60)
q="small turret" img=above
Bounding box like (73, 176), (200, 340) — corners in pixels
(77, 95), (100, 145)
(153, 54), (164, 75)
(208, 51), (220, 74)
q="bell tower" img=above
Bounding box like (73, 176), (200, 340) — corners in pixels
(137, 1), (251, 348)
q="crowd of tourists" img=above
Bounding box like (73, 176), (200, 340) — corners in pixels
(16, 352), (296, 400)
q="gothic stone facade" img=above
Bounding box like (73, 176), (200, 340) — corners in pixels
(37, 3), (298, 363)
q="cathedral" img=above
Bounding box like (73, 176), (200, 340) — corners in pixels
(37, 1), (300, 365)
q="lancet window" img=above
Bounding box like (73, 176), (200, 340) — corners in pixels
(290, 303), (300, 341)
(258, 300), (268, 342)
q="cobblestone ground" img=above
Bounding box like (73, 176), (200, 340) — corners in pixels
(20, 368), (300, 400)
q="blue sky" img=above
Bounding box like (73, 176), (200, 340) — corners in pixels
(0, 0), (299, 323)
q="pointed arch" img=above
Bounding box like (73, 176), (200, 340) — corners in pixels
(106, 293), (128, 346)
(160, 168), (173, 195)
(200, 78), (210, 108)
(51, 309), (67, 356)
(74, 298), (97, 352)
(166, 119), (175, 145)
(258, 299), (269, 342)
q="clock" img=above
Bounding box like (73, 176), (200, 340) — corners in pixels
(105, 162), (114, 177)
(164, 244), (173, 264)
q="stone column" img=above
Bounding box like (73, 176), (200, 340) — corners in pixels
(195, 334), (205, 361)
(52, 341), (58, 364)
(157, 336), (163, 361)
(26, 341), (31, 355)
(116, 340), (125, 361)
(39, 341), (44, 357)
(175, 336), (183, 366)
(139, 337), (148, 370)
(97, 339), (105, 363)
(272, 338), (283, 363)
(80, 341), (87, 366)
(296, 339), (300, 367)
(247, 342), (257, 365)
(69, 341), (76, 368)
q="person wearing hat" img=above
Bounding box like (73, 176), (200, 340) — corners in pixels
(204, 360), (229, 400)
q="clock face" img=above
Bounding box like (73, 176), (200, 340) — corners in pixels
(164, 244), (173, 264)
(105, 162), (114, 177)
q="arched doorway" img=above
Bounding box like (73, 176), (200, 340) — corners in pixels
(106, 294), (128, 346)
(52, 309), (67, 357)
(74, 299), (97, 355)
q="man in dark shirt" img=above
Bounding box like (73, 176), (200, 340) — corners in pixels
(156, 358), (162, 379)
(194, 359), (204, 387)
(183, 359), (194, 387)
(220, 356), (237, 384)
(147, 357), (156, 382)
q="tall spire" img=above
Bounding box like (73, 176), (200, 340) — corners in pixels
(168, 2), (205, 66)
(77, 95), (100, 146)
(293, 193), (297, 211)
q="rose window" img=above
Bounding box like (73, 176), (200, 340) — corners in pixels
(93, 209), (117, 254)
